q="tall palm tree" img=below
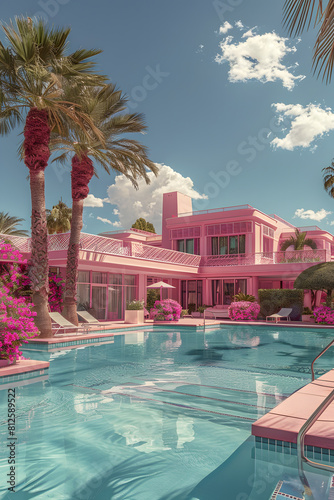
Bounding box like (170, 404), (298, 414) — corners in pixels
(283, 1), (334, 82)
(0, 212), (28, 236)
(323, 161), (334, 197)
(46, 199), (72, 234)
(52, 83), (158, 325)
(280, 228), (317, 251)
(0, 17), (105, 337)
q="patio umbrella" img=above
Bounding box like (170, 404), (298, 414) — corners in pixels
(147, 281), (175, 299)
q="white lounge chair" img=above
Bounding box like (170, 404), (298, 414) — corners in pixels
(50, 312), (90, 335)
(266, 308), (292, 323)
(77, 310), (101, 324)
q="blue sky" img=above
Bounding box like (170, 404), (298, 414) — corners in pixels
(2, 0), (334, 234)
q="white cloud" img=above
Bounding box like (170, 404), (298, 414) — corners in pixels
(215, 30), (305, 90)
(83, 194), (105, 208)
(235, 20), (244, 29)
(219, 22), (233, 35)
(106, 163), (207, 231)
(242, 27), (257, 38)
(294, 208), (331, 222)
(96, 216), (122, 227)
(271, 102), (334, 150)
(113, 208), (119, 215)
(197, 44), (204, 53)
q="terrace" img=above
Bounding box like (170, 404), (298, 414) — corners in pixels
(1, 233), (330, 268)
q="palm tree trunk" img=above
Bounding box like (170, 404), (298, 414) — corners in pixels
(24, 108), (52, 338)
(62, 154), (94, 325)
(62, 199), (83, 325)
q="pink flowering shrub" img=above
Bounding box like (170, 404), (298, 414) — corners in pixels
(0, 242), (39, 361)
(313, 306), (334, 324)
(150, 299), (182, 321)
(48, 273), (64, 312)
(228, 301), (260, 321)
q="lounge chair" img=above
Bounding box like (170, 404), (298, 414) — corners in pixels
(77, 310), (101, 324)
(50, 312), (90, 335)
(266, 308), (292, 323)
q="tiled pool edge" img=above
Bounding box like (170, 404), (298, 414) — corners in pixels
(255, 436), (334, 463)
(0, 360), (49, 386)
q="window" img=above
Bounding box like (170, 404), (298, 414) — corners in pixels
(177, 238), (200, 254)
(211, 279), (247, 306)
(109, 274), (122, 285)
(78, 271), (90, 283)
(186, 239), (194, 254)
(92, 272), (107, 284)
(229, 236), (238, 254)
(177, 239), (185, 252)
(206, 221), (252, 235)
(211, 235), (246, 255)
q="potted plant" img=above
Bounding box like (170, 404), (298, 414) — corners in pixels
(198, 305), (208, 317)
(125, 300), (144, 324)
(302, 307), (314, 323)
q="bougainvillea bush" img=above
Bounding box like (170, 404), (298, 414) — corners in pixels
(150, 299), (182, 321)
(228, 301), (260, 321)
(313, 306), (334, 325)
(48, 273), (64, 312)
(0, 242), (39, 361)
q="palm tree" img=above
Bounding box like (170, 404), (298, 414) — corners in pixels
(0, 212), (28, 236)
(283, 1), (334, 82)
(0, 17), (105, 337)
(46, 199), (72, 234)
(52, 83), (158, 325)
(280, 228), (317, 251)
(323, 161), (334, 198)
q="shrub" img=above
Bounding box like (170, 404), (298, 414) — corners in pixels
(146, 289), (160, 311)
(188, 303), (196, 314)
(302, 307), (313, 315)
(181, 309), (188, 317)
(313, 306), (334, 324)
(228, 301), (260, 321)
(150, 299), (182, 321)
(233, 292), (256, 302)
(0, 242), (39, 361)
(198, 305), (208, 314)
(258, 289), (304, 321)
(126, 300), (144, 310)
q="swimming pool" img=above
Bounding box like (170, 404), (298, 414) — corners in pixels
(0, 324), (333, 499)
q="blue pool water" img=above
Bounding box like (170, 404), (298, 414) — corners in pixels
(0, 325), (334, 499)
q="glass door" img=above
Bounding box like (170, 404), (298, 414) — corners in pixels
(92, 286), (107, 320)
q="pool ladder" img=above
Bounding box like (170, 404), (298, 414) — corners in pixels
(297, 337), (334, 473)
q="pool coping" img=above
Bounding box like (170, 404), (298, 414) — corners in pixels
(0, 360), (49, 386)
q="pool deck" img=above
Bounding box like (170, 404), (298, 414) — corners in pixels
(252, 369), (334, 450)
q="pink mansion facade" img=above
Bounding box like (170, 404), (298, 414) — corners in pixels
(3, 191), (333, 320)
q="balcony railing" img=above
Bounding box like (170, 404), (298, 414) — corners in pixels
(0, 232), (200, 267)
(200, 249), (328, 267)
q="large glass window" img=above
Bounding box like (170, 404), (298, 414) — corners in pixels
(77, 284), (90, 308)
(212, 279), (247, 305)
(92, 272), (107, 284)
(211, 235), (246, 255)
(78, 271), (90, 283)
(108, 287), (122, 320)
(177, 238), (199, 254)
(92, 286), (106, 319)
(223, 280), (235, 305)
(124, 275), (136, 286)
(109, 274), (122, 285)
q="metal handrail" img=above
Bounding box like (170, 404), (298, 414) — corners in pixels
(311, 338), (334, 381)
(297, 388), (334, 473)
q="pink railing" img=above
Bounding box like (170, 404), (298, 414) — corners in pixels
(200, 249), (328, 267)
(128, 242), (201, 266)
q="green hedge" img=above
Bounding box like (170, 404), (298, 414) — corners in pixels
(258, 289), (304, 321)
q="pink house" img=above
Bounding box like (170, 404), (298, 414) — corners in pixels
(2, 191), (333, 319)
